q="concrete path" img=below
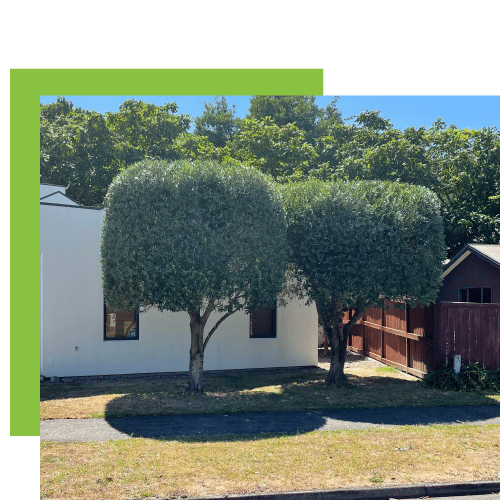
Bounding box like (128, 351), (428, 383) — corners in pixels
(40, 405), (500, 442)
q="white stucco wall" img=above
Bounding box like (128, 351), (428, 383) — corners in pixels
(40, 202), (318, 378)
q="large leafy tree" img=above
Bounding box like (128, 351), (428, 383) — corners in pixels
(313, 110), (500, 257)
(281, 179), (445, 384)
(101, 160), (288, 392)
(426, 120), (500, 255)
(42, 96), (498, 257)
(248, 95), (323, 139)
(105, 99), (191, 164)
(40, 97), (123, 206)
(194, 95), (240, 148)
(228, 117), (318, 182)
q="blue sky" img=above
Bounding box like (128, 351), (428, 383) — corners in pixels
(40, 95), (500, 131)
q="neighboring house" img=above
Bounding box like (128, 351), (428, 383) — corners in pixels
(434, 243), (500, 370)
(439, 243), (500, 304)
(346, 243), (500, 374)
(40, 184), (318, 378)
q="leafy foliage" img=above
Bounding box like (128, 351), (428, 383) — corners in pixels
(105, 99), (191, 164)
(40, 97), (123, 206)
(280, 178), (445, 384)
(228, 117), (318, 182)
(425, 363), (500, 393)
(248, 95), (323, 138)
(41, 96), (499, 256)
(281, 179), (445, 310)
(426, 121), (500, 255)
(101, 159), (288, 314)
(194, 96), (240, 148)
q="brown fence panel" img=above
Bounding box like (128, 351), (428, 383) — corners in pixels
(409, 337), (434, 373)
(384, 302), (407, 332)
(438, 303), (500, 370)
(483, 309), (500, 370)
(364, 325), (383, 358)
(346, 301), (435, 377)
(407, 304), (434, 337)
(384, 331), (406, 366)
(349, 323), (364, 351)
(365, 307), (382, 325)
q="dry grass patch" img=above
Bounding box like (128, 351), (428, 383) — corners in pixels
(40, 425), (500, 499)
(41, 364), (500, 420)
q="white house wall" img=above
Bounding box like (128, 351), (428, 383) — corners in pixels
(40, 203), (318, 378)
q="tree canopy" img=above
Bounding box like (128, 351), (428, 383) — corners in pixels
(280, 179), (445, 384)
(101, 159), (288, 391)
(194, 95), (240, 148)
(41, 96), (499, 256)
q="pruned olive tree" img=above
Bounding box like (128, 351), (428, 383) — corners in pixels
(280, 179), (445, 385)
(101, 159), (288, 392)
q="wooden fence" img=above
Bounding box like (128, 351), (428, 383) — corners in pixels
(345, 302), (435, 378)
(436, 302), (500, 370)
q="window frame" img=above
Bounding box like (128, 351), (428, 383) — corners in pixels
(249, 302), (277, 339)
(103, 303), (140, 341)
(458, 287), (492, 304)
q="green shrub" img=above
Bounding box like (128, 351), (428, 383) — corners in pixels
(425, 362), (500, 393)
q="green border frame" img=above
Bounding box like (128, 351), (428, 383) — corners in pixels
(10, 68), (323, 436)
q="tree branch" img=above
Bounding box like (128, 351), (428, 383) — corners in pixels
(343, 306), (366, 337)
(200, 300), (215, 327)
(202, 293), (246, 352)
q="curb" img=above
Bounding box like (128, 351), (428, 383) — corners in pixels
(173, 481), (500, 500)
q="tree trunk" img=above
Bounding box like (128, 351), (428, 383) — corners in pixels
(322, 328), (329, 356)
(317, 297), (370, 386)
(325, 307), (349, 385)
(186, 311), (205, 392)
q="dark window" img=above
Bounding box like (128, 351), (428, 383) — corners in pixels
(468, 288), (482, 303)
(458, 287), (492, 304)
(250, 304), (277, 338)
(104, 304), (139, 340)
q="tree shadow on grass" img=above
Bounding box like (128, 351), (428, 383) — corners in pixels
(102, 373), (500, 442)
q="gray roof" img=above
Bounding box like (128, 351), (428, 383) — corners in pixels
(468, 243), (500, 265)
(442, 243), (500, 278)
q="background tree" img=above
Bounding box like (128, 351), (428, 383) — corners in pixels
(281, 179), (445, 385)
(105, 99), (191, 164)
(426, 121), (500, 255)
(101, 160), (288, 392)
(312, 109), (499, 257)
(40, 97), (123, 206)
(171, 133), (236, 164)
(228, 117), (318, 182)
(194, 96), (240, 148)
(248, 95), (322, 139)
(41, 96), (499, 257)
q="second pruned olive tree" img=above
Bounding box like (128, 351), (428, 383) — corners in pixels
(101, 160), (288, 392)
(281, 179), (445, 385)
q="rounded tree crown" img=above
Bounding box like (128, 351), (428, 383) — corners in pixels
(101, 160), (288, 312)
(280, 179), (445, 308)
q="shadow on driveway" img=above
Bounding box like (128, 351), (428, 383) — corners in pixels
(99, 404), (500, 441)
